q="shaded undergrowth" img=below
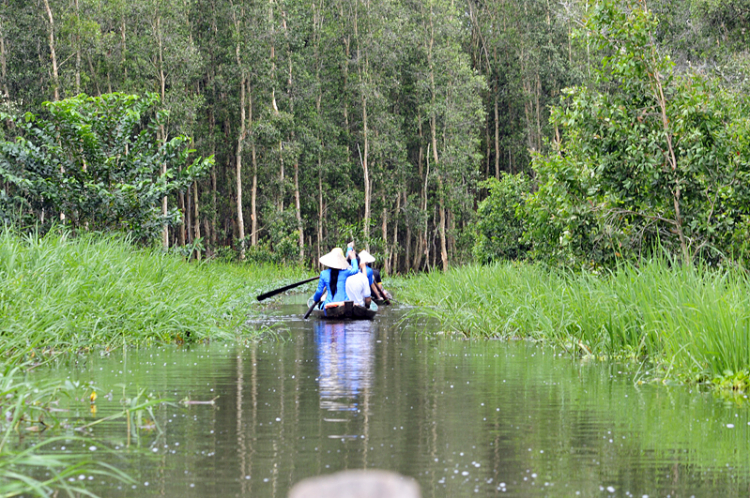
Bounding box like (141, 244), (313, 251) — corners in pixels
(403, 260), (750, 390)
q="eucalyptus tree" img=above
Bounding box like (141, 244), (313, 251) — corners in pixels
(0, 1), (40, 104)
(229, 0), (251, 260)
(410, 0), (485, 270)
(467, 0), (578, 178)
(129, 0), (202, 248)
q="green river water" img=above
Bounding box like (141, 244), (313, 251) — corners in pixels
(25, 298), (750, 497)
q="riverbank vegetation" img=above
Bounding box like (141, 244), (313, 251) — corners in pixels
(405, 260), (750, 391)
(3, 0), (748, 272)
(0, 227), (307, 364)
(3, 0), (750, 491)
(475, 0), (750, 270)
(0, 227), (307, 496)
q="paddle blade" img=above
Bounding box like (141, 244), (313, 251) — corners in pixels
(304, 300), (321, 320)
(256, 276), (319, 301)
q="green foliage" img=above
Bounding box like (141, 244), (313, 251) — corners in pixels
(404, 258), (750, 389)
(0, 226), (309, 360)
(0, 93), (213, 242)
(0, 369), (136, 498)
(524, 0), (750, 268)
(473, 175), (529, 263)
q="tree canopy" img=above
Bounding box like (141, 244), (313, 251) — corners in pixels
(1, 0), (749, 269)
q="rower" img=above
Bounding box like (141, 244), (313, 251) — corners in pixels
(345, 260), (372, 309)
(312, 247), (359, 309)
(355, 250), (391, 304)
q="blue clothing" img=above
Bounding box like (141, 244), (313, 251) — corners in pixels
(313, 261), (359, 305)
(365, 266), (374, 286)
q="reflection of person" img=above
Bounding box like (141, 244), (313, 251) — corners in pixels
(315, 320), (375, 412)
(312, 247), (359, 307)
(345, 260), (372, 308)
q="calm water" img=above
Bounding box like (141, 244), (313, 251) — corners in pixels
(28, 299), (750, 497)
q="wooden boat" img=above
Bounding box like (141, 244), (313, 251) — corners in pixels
(307, 297), (378, 320)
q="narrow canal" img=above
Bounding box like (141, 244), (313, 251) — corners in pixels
(33, 298), (750, 497)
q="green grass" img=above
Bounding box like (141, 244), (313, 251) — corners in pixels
(0, 227), (309, 497)
(403, 260), (750, 388)
(0, 228), (310, 363)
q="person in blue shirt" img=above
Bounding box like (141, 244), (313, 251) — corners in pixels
(312, 246), (359, 308)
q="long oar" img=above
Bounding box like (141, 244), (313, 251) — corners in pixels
(303, 299), (321, 320)
(256, 276), (319, 302)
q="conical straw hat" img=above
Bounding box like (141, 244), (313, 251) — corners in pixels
(319, 247), (349, 270)
(357, 249), (376, 264)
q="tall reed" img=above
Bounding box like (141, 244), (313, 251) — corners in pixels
(0, 228), (308, 362)
(0, 227), (308, 496)
(405, 260), (750, 384)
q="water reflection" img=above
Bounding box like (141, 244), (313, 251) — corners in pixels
(25, 304), (750, 498)
(315, 320), (375, 412)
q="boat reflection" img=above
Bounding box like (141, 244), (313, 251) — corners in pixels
(315, 320), (375, 412)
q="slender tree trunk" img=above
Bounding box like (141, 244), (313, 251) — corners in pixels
(205, 0), (218, 255)
(314, 0), (324, 266)
(427, 14), (447, 271)
(193, 181), (201, 260)
(211, 164), (217, 249)
(391, 192), (400, 274)
(280, 6), (303, 260)
(437, 183), (448, 271)
(294, 160), (304, 259)
(362, 101), (370, 245)
(185, 185), (192, 245)
(381, 193), (388, 273)
(233, 11), (248, 260)
(317, 161), (323, 265)
(494, 88), (500, 179)
(268, 0), (284, 213)
(484, 112), (490, 181)
(269, 0), (278, 114)
(206, 106), (216, 254)
(161, 139), (168, 249)
(278, 142), (285, 212)
(404, 190), (410, 275)
(424, 4), (449, 271)
(0, 18), (7, 98)
(414, 117), (426, 272)
(535, 71), (542, 151)
(42, 0), (60, 101)
(249, 87), (258, 247)
(178, 187), (187, 246)
(152, 13), (169, 249)
(121, 14), (127, 81)
(341, 4), (350, 137)
(227, 153), (237, 245)
(251, 142), (258, 246)
(651, 63), (687, 259)
(74, 0), (81, 94)
(353, 6), (370, 246)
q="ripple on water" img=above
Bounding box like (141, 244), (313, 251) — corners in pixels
(26, 301), (750, 497)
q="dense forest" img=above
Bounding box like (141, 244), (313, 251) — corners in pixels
(0, 0), (748, 270)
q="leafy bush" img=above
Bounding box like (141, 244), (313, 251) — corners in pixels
(524, 0), (750, 268)
(473, 175), (530, 263)
(0, 93), (212, 242)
